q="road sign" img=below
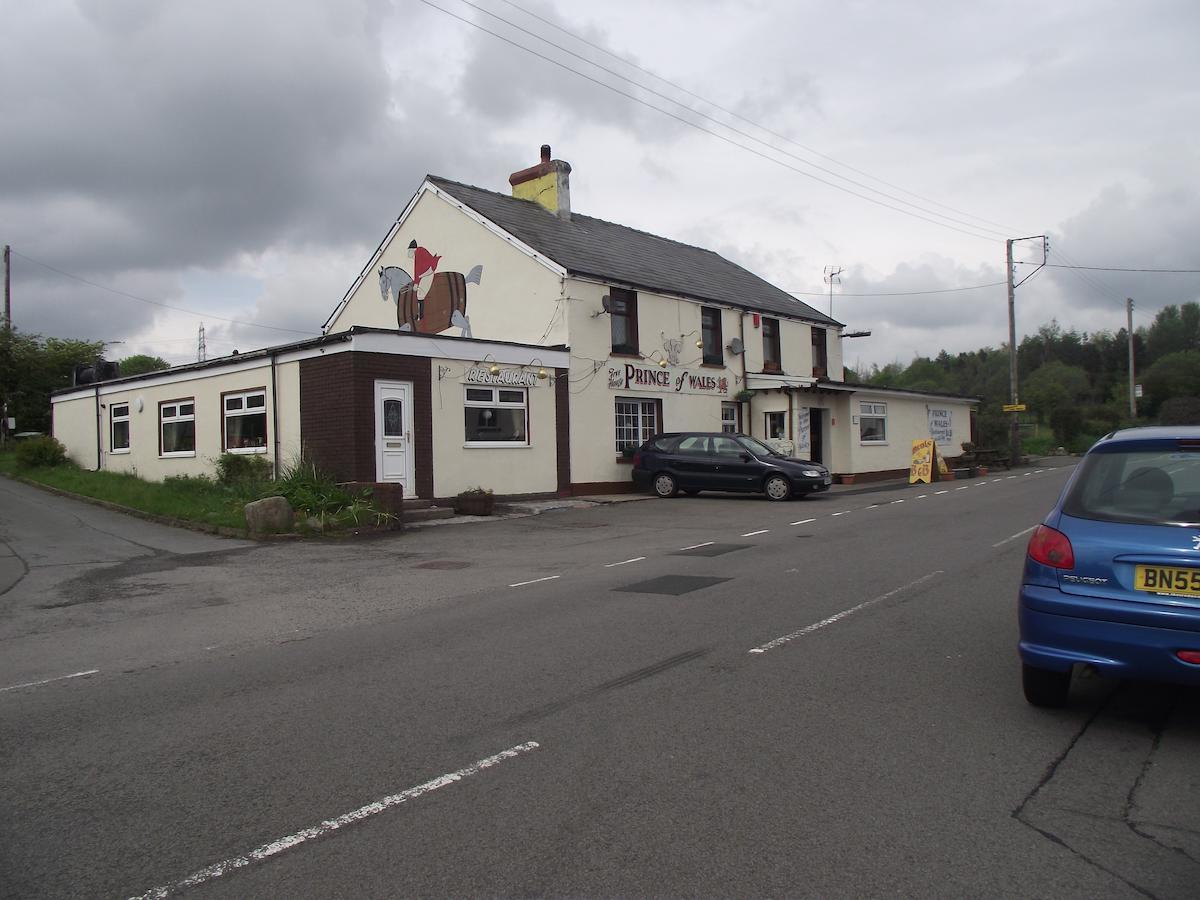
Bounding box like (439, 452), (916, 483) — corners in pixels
(1002, 403), (1027, 412)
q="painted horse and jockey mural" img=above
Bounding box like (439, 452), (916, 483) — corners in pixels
(379, 240), (483, 338)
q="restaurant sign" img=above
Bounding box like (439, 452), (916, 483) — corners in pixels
(608, 362), (730, 396)
(466, 367), (540, 387)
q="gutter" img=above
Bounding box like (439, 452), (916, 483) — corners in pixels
(270, 352), (280, 480)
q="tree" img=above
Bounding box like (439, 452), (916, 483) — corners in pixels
(1158, 396), (1200, 426)
(1141, 350), (1200, 417)
(118, 354), (170, 377)
(0, 327), (106, 434)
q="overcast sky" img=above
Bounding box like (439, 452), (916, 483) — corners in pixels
(4, 0), (1198, 371)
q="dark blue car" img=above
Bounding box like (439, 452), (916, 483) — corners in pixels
(1019, 427), (1200, 706)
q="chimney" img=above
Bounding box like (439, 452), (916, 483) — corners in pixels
(508, 143), (571, 220)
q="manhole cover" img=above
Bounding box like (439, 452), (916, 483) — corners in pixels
(614, 575), (731, 596)
(670, 543), (750, 558)
(413, 560), (472, 570)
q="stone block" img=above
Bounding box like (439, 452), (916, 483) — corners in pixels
(245, 496), (294, 534)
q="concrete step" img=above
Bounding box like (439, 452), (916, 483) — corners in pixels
(404, 506), (456, 523)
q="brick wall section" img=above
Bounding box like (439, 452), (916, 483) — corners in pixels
(555, 368), (571, 496)
(300, 353), (434, 498)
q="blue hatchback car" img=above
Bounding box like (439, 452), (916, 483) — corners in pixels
(1019, 427), (1200, 706)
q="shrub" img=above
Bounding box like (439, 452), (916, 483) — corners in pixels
(14, 435), (68, 468)
(1021, 433), (1057, 456)
(271, 457), (356, 516)
(216, 452), (273, 485)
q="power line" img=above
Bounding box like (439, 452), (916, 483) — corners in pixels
(418, 0), (1000, 242)
(495, 0), (1017, 236)
(787, 280), (1005, 297)
(1016, 261), (1200, 273)
(450, 0), (1009, 240)
(9, 249), (320, 336)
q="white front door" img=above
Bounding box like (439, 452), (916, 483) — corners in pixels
(375, 380), (415, 493)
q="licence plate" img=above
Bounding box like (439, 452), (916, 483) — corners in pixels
(1134, 564), (1200, 598)
(823, 476), (832, 485)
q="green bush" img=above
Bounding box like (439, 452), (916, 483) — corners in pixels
(216, 452), (273, 485)
(14, 435), (69, 468)
(270, 457), (356, 516)
(1021, 433), (1058, 456)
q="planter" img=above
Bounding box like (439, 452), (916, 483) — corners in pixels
(453, 495), (495, 516)
(838, 474), (856, 485)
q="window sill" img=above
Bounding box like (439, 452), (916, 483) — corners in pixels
(761, 366), (783, 375)
(609, 351), (643, 359)
(108, 449), (131, 455)
(859, 441), (889, 447)
(160, 451), (196, 458)
(463, 442), (531, 449)
(225, 447), (268, 455)
(701, 361), (725, 368)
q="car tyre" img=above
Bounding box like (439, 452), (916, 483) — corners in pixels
(764, 474), (791, 501)
(1022, 663), (1071, 708)
(653, 472), (679, 498)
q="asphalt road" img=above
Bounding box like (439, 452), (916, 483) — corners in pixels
(2, 464), (1198, 898)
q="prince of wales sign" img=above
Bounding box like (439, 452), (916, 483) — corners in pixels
(608, 363), (730, 396)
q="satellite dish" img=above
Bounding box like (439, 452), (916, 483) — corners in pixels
(601, 294), (612, 313)
(727, 337), (745, 355)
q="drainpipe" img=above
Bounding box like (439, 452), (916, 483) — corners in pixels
(270, 352), (280, 480)
(738, 313), (748, 433)
(94, 382), (102, 471)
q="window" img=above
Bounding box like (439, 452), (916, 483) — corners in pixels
(609, 287), (639, 355)
(701, 307), (723, 365)
(859, 401), (887, 443)
(676, 435), (710, 455)
(615, 397), (658, 452)
(762, 317), (781, 372)
(720, 401), (738, 434)
(464, 386), (528, 445)
(160, 400), (195, 456)
(110, 403), (130, 453)
(224, 390), (268, 453)
(811, 326), (828, 376)
(765, 411), (786, 439)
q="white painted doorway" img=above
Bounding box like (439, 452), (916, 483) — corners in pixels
(374, 380), (415, 493)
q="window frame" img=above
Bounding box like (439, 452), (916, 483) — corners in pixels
(859, 401), (888, 445)
(701, 307), (724, 366)
(609, 287), (639, 355)
(614, 396), (660, 454)
(222, 388), (269, 455)
(463, 385), (530, 448)
(720, 401), (739, 434)
(159, 398), (196, 458)
(764, 411), (787, 440)
(762, 317), (782, 372)
(110, 402), (131, 454)
(811, 326), (828, 376)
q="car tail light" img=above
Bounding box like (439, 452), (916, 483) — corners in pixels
(1027, 524), (1075, 569)
(1177, 650), (1200, 665)
(631, 450), (642, 467)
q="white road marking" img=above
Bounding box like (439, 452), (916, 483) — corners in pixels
(748, 571), (944, 654)
(917, 494), (928, 499)
(741, 529), (769, 537)
(935, 490), (949, 495)
(128, 742), (540, 900)
(831, 511), (851, 517)
(992, 478), (1003, 483)
(1007, 475), (1017, 479)
(1035, 470), (1044, 474)
(508, 575), (560, 587)
(604, 557), (645, 567)
(0, 669), (99, 694)
(890, 499), (905, 504)
(1024, 472), (1032, 476)
(993, 524), (1038, 548)
(975, 482), (987, 487)
(790, 518), (816, 526)
(955, 486), (970, 491)
(678, 541), (714, 551)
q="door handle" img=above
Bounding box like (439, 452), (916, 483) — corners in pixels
(406, 431), (411, 443)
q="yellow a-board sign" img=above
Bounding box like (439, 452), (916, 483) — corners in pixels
(910, 438), (934, 484)
(1002, 403), (1027, 412)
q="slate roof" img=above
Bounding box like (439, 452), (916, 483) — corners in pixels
(428, 176), (839, 327)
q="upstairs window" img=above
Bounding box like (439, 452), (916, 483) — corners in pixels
(224, 390), (268, 453)
(609, 287), (639, 355)
(859, 401), (887, 444)
(110, 403), (130, 453)
(811, 326), (828, 376)
(160, 400), (196, 456)
(701, 307), (724, 365)
(762, 317), (781, 372)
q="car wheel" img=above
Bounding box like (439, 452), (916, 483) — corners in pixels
(1022, 663), (1071, 707)
(764, 474), (791, 501)
(653, 473), (679, 498)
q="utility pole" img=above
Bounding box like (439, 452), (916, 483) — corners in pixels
(197, 323), (207, 362)
(1127, 297), (1136, 420)
(3, 244), (10, 331)
(1006, 235), (1049, 467)
(823, 265), (842, 319)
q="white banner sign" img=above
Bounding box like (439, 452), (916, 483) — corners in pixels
(928, 407), (954, 444)
(795, 407), (811, 457)
(607, 362), (730, 396)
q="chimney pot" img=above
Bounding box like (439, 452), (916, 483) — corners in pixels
(540, 144), (551, 162)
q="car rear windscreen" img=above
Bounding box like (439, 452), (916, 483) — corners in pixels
(1063, 447), (1200, 526)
